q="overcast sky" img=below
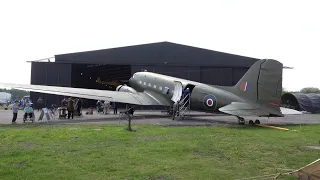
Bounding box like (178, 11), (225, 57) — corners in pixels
(0, 0), (319, 91)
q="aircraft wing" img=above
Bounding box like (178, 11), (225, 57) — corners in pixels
(0, 83), (171, 106)
(219, 102), (272, 117)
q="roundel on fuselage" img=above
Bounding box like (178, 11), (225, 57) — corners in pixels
(203, 94), (217, 110)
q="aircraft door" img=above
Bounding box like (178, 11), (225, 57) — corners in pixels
(171, 81), (183, 102)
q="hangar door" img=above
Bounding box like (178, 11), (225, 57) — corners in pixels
(200, 67), (232, 86)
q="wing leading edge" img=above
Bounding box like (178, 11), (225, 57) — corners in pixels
(0, 83), (170, 106)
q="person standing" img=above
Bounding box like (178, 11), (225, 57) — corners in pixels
(36, 97), (44, 111)
(113, 102), (118, 114)
(183, 88), (190, 106)
(67, 98), (74, 119)
(12, 100), (19, 124)
(76, 98), (82, 116)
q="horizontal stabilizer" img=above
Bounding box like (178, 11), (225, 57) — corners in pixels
(280, 107), (303, 115)
(219, 102), (270, 117)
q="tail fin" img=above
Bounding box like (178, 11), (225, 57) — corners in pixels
(234, 59), (283, 114)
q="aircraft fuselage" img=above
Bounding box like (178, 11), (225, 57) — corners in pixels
(129, 72), (245, 113)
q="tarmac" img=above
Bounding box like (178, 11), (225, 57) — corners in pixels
(0, 108), (319, 126)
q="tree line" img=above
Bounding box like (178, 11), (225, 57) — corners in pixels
(0, 88), (30, 101)
(283, 87), (320, 94)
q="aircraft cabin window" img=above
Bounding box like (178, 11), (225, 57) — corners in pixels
(163, 87), (169, 94)
(159, 86), (162, 90)
(144, 82), (146, 85)
(139, 81), (142, 84)
(148, 83), (151, 87)
(154, 85), (157, 88)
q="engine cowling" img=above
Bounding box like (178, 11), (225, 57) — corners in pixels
(116, 85), (137, 94)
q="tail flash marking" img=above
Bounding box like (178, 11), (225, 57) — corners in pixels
(240, 82), (248, 91)
(269, 102), (279, 107)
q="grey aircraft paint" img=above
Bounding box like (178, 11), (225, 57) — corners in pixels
(124, 59), (283, 117)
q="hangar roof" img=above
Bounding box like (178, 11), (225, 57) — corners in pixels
(55, 42), (258, 67)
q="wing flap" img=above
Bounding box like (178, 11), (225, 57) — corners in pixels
(0, 83), (168, 106)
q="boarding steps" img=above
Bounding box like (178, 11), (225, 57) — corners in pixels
(173, 94), (191, 120)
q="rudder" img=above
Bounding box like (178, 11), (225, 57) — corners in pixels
(234, 59), (283, 115)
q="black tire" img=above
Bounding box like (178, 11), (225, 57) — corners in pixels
(249, 120), (254, 125)
(255, 120), (260, 124)
(237, 117), (245, 125)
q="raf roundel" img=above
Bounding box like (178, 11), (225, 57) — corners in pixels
(203, 95), (217, 110)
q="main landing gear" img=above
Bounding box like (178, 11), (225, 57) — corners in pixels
(237, 117), (245, 125)
(237, 116), (260, 125)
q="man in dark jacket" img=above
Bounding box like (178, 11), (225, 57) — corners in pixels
(36, 97), (44, 111)
(113, 102), (118, 114)
(76, 98), (82, 116)
(67, 98), (74, 119)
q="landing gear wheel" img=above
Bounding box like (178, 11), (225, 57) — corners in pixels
(237, 117), (245, 125)
(249, 120), (254, 125)
(255, 119), (260, 124)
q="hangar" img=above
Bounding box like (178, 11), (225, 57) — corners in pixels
(30, 42), (258, 107)
(281, 93), (320, 113)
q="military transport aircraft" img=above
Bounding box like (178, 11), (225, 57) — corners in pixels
(1, 59), (288, 125)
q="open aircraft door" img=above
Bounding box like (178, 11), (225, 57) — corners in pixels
(171, 81), (183, 103)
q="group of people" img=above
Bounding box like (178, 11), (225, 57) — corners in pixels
(11, 96), (84, 123)
(12, 100), (34, 124)
(11, 88), (191, 123)
(20, 97), (33, 109)
(96, 100), (118, 114)
(61, 97), (83, 119)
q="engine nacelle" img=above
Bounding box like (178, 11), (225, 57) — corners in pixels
(116, 85), (137, 94)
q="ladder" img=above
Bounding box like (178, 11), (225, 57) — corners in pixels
(174, 93), (191, 119)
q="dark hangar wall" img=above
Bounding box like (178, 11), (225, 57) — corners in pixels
(30, 62), (72, 107)
(55, 42), (257, 67)
(31, 42), (259, 107)
(54, 41), (258, 86)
